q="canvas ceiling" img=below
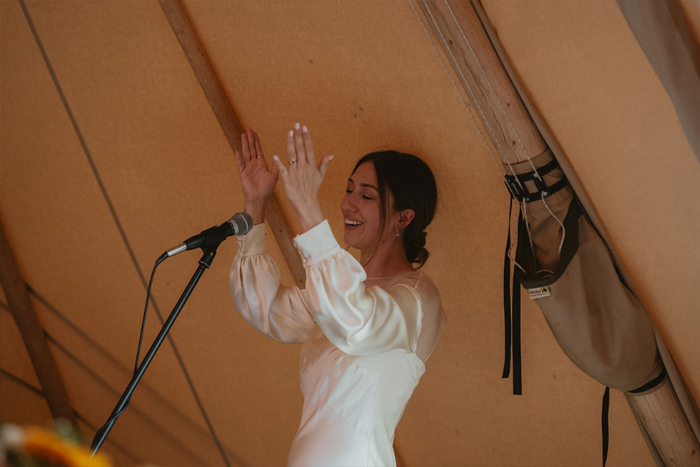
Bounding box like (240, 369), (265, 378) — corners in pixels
(1, 0), (698, 466)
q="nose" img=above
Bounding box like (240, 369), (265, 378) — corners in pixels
(341, 192), (356, 214)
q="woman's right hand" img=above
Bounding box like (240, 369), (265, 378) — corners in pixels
(234, 128), (278, 224)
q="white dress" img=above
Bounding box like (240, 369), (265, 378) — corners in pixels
(230, 220), (446, 467)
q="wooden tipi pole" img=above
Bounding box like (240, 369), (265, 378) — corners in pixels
(415, 0), (700, 464)
(158, 0), (305, 288)
(0, 218), (78, 427)
(416, 0), (546, 166)
(627, 379), (700, 466)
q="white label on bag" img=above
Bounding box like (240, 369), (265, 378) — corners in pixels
(528, 286), (551, 299)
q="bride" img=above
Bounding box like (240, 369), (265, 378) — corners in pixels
(230, 125), (445, 466)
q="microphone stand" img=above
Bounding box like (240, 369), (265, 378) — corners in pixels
(90, 243), (220, 456)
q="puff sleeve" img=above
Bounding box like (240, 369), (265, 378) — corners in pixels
(230, 223), (316, 343)
(293, 220), (423, 356)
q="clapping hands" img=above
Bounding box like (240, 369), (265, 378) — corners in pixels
(234, 124), (333, 231)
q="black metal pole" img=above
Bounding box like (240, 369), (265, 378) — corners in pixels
(90, 246), (218, 456)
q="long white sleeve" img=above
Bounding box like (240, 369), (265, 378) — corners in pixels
(230, 223), (316, 343)
(293, 220), (425, 356)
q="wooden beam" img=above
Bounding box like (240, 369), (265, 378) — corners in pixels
(416, 0), (546, 165)
(627, 378), (700, 466)
(0, 217), (77, 425)
(158, 0), (305, 287)
(264, 196), (306, 287)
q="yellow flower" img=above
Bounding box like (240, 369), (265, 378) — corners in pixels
(21, 426), (111, 467)
(66, 446), (111, 467)
(23, 427), (73, 465)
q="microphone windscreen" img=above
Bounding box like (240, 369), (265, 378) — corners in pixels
(229, 212), (254, 236)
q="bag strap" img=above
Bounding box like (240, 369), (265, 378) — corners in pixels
(602, 387), (611, 467)
(502, 197), (523, 395)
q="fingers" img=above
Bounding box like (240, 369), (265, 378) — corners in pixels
(247, 128), (259, 162)
(318, 154), (334, 178)
(242, 124), (320, 171)
(287, 130), (297, 166)
(273, 155), (288, 179)
(286, 123), (316, 166)
(253, 131), (265, 161)
(301, 125), (315, 165)
(270, 155), (279, 176)
(241, 127), (262, 162)
(246, 127), (255, 146)
(234, 150), (244, 173)
(293, 123), (307, 164)
(240, 128), (270, 169)
(240, 132), (251, 162)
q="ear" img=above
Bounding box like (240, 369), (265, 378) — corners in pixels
(399, 209), (415, 228)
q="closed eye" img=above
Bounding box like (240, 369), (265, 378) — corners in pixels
(346, 187), (373, 200)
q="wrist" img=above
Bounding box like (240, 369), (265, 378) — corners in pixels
(295, 199), (325, 233)
(244, 198), (267, 225)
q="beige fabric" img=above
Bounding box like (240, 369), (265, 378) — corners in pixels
(616, 0), (700, 162)
(509, 152), (662, 392)
(2, 0), (696, 465)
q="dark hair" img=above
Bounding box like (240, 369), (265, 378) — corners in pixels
(352, 150), (438, 268)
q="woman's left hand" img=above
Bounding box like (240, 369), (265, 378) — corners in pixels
(273, 123), (333, 233)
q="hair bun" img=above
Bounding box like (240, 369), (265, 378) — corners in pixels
(404, 225), (429, 267)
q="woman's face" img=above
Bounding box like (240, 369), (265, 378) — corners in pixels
(341, 162), (390, 252)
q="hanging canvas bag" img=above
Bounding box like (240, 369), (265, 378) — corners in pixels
(503, 150), (664, 393)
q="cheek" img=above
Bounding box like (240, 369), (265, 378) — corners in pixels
(362, 200), (381, 224)
(364, 203), (383, 231)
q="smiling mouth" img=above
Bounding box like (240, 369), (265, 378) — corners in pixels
(344, 219), (363, 230)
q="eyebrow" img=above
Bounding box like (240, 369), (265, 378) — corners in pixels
(347, 178), (378, 191)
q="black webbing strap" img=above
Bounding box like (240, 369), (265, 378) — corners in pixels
(602, 387), (610, 467)
(502, 200), (513, 380)
(512, 265), (522, 395)
(504, 158), (568, 203)
(502, 198), (523, 395)
(629, 367), (667, 394)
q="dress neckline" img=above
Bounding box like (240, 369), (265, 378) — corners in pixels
(365, 270), (421, 281)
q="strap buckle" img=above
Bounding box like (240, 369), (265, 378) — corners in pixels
(504, 159), (568, 202)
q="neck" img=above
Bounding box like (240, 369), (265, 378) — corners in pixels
(361, 237), (415, 278)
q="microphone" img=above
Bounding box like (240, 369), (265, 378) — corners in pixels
(158, 212), (254, 264)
